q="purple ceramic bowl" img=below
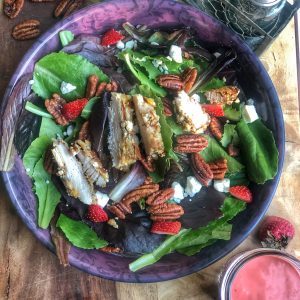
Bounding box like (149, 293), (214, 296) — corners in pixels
(0, 0), (284, 282)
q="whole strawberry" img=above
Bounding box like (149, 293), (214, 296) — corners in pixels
(86, 204), (108, 223)
(62, 98), (88, 121)
(258, 216), (295, 250)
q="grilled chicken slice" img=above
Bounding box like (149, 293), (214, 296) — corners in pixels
(173, 91), (210, 134)
(51, 139), (95, 205)
(108, 93), (139, 171)
(132, 94), (165, 159)
(70, 140), (109, 188)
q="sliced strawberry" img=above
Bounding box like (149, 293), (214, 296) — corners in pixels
(62, 98), (88, 121)
(86, 204), (108, 223)
(201, 104), (224, 117)
(151, 221), (181, 235)
(100, 29), (124, 46)
(229, 185), (253, 203)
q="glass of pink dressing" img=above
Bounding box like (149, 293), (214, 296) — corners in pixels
(219, 248), (300, 300)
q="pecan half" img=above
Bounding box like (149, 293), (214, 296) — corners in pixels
(208, 158), (227, 180)
(182, 68), (197, 93)
(99, 246), (122, 253)
(209, 117), (223, 140)
(146, 188), (174, 206)
(191, 153), (213, 186)
(149, 203), (184, 221)
(85, 75), (118, 98)
(12, 19), (40, 41)
(135, 146), (155, 172)
(45, 94), (68, 126)
(162, 98), (173, 117)
(86, 75), (99, 98)
(227, 143), (239, 157)
(54, 0), (83, 18)
(107, 205), (126, 219)
(174, 134), (208, 153)
(204, 86), (240, 105)
(4, 0), (24, 19)
(78, 121), (91, 141)
(157, 74), (183, 91)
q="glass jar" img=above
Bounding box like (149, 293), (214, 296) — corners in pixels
(219, 248), (300, 300)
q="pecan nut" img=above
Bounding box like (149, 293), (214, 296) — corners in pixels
(204, 86), (240, 105)
(162, 98), (173, 117)
(12, 19), (40, 41)
(209, 116), (223, 140)
(99, 246), (122, 253)
(227, 143), (239, 157)
(78, 121), (91, 141)
(157, 74), (183, 91)
(208, 158), (227, 180)
(45, 94), (68, 126)
(146, 188), (174, 206)
(182, 68), (197, 93)
(85, 74), (118, 98)
(54, 0), (83, 18)
(191, 153), (213, 186)
(174, 134), (208, 153)
(149, 203), (184, 221)
(135, 146), (155, 172)
(85, 75), (98, 98)
(4, 0), (24, 19)
(107, 205), (126, 220)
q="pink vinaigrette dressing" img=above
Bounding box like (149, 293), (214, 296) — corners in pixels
(230, 255), (300, 300)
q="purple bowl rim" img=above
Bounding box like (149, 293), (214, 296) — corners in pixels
(0, 0), (285, 282)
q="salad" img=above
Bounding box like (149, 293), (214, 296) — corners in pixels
(17, 24), (279, 272)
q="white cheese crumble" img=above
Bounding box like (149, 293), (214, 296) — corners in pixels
(171, 181), (185, 203)
(152, 59), (163, 68)
(96, 191), (110, 208)
(67, 125), (74, 136)
(191, 94), (200, 102)
(60, 81), (76, 94)
(213, 178), (230, 193)
(116, 40), (125, 49)
(150, 41), (159, 46)
(29, 80), (34, 85)
(125, 40), (137, 50)
(169, 45), (182, 63)
(185, 176), (202, 197)
(242, 104), (259, 123)
(26, 168), (30, 172)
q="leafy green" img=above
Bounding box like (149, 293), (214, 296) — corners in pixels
(32, 52), (108, 101)
(39, 117), (63, 139)
(129, 197), (246, 272)
(23, 135), (52, 177)
(59, 30), (74, 47)
(33, 158), (61, 229)
(200, 77), (225, 92)
(81, 97), (99, 119)
(236, 119), (278, 184)
(166, 117), (183, 135)
(220, 124), (236, 148)
(120, 51), (166, 97)
(57, 214), (108, 249)
(226, 172), (249, 186)
(201, 136), (244, 173)
(25, 102), (53, 119)
(65, 118), (84, 144)
(224, 104), (242, 121)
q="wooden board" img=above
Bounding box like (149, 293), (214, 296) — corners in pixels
(0, 4), (299, 299)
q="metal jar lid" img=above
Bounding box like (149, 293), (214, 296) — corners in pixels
(251, 0), (284, 7)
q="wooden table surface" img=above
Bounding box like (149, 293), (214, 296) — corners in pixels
(0, 2), (299, 299)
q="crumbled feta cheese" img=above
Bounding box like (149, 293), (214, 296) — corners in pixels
(242, 104), (259, 123)
(60, 81), (76, 94)
(214, 52), (221, 58)
(95, 191), (110, 208)
(213, 178), (230, 193)
(26, 168), (30, 172)
(171, 181), (185, 203)
(185, 176), (202, 197)
(150, 41), (159, 46)
(169, 45), (182, 63)
(152, 59), (163, 68)
(116, 40), (125, 49)
(191, 94), (200, 102)
(29, 80), (34, 85)
(125, 40), (137, 50)
(67, 125), (74, 136)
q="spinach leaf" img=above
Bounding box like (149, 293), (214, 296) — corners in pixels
(220, 124), (236, 148)
(201, 136), (244, 173)
(224, 104), (241, 121)
(236, 119), (278, 184)
(32, 52), (108, 101)
(59, 30), (74, 47)
(57, 214), (108, 249)
(129, 197), (246, 272)
(33, 158), (61, 229)
(23, 135), (52, 177)
(39, 117), (63, 139)
(166, 117), (183, 135)
(226, 171), (249, 186)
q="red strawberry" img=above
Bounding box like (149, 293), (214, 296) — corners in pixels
(201, 104), (224, 117)
(258, 216), (295, 250)
(100, 29), (124, 46)
(86, 204), (108, 223)
(229, 185), (253, 203)
(62, 98), (88, 121)
(151, 221), (181, 235)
